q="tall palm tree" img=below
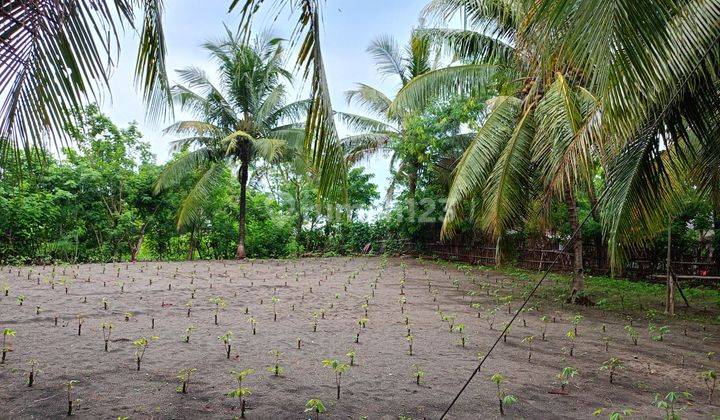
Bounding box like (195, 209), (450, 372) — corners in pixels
(154, 30), (306, 259)
(394, 0), (603, 301)
(235, 0), (348, 204)
(341, 33), (437, 201)
(0, 1), (171, 167)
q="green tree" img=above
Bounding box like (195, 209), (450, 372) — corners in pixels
(154, 30), (306, 259)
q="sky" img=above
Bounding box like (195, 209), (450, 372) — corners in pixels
(100, 0), (429, 208)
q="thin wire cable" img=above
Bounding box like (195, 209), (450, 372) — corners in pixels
(438, 27), (720, 420)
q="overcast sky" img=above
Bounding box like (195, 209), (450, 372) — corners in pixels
(100, 0), (428, 203)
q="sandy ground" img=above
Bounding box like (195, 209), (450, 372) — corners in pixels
(0, 256), (718, 419)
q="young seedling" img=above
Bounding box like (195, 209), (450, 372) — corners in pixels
(485, 308), (498, 330)
(2, 328), (16, 364)
(17, 294), (25, 306)
(218, 331), (233, 359)
(101, 297), (108, 310)
(346, 350), (356, 366)
(413, 364), (425, 385)
(454, 324), (467, 347)
(77, 315), (85, 336)
(247, 316), (257, 335)
(540, 315), (549, 340)
(270, 296), (280, 321)
(471, 302), (482, 318)
(557, 366), (579, 393)
(599, 357), (624, 384)
(209, 297), (226, 326)
(490, 373), (518, 416)
(176, 368), (197, 394)
(304, 398), (326, 419)
(101, 322), (112, 352)
(407, 334), (414, 355)
(648, 324), (670, 341)
(522, 336), (534, 361)
(228, 368), (254, 418)
(184, 325), (196, 343)
(565, 330), (576, 356)
(124, 312), (132, 322)
(571, 314), (583, 335)
(624, 325), (638, 345)
(322, 359), (350, 400)
(132, 336), (158, 371)
(268, 349), (284, 376)
(652, 391), (691, 419)
(700, 369), (717, 403)
(24, 358), (38, 387)
(66, 380), (79, 416)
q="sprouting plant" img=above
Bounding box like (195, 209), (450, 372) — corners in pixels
(132, 336), (158, 371)
(218, 331), (233, 359)
(648, 324), (670, 341)
(66, 380), (79, 416)
(247, 316), (257, 335)
(398, 296), (406, 313)
(485, 308), (498, 330)
(540, 315), (549, 340)
(471, 302), (482, 318)
(101, 322), (112, 352)
(346, 350), (356, 366)
(571, 314), (583, 335)
(652, 391), (691, 419)
(413, 364), (425, 385)
(358, 317), (369, 329)
(2, 328), (16, 364)
(624, 325), (639, 345)
(454, 324), (467, 347)
(557, 366), (579, 393)
(599, 357), (624, 384)
(490, 373), (518, 416)
(124, 312), (132, 322)
(700, 369), (716, 403)
(304, 398), (327, 419)
(522, 336), (534, 361)
(322, 359), (350, 400)
(17, 294), (25, 306)
(184, 325), (196, 343)
(268, 349), (284, 376)
(209, 297), (226, 326)
(270, 296), (280, 321)
(2, 281), (8, 296)
(176, 368), (197, 394)
(228, 368), (254, 418)
(407, 334), (414, 355)
(565, 330), (576, 356)
(27, 358), (37, 387)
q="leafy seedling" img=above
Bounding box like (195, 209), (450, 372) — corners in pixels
(247, 316), (257, 335)
(228, 368), (254, 418)
(624, 325), (638, 345)
(700, 369), (716, 403)
(648, 324), (670, 341)
(176, 368), (197, 394)
(27, 358), (37, 387)
(271, 296), (280, 321)
(522, 336), (534, 361)
(652, 391), (691, 419)
(2, 328), (16, 363)
(209, 297), (226, 325)
(66, 380), (79, 416)
(346, 350), (356, 366)
(184, 325), (196, 343)
(322, 359), (350, 399)
(599, 357), (624, 384)
(565, 330), (576, 356)
(268, 349), (284, 376)
(17, 294), (25, 306)
(571, 314), (583, 335)
(304, 398), (326, 419)
(132, 336), (158, 371)
(218, 331), (233, 359)
(413, 364), (425, 385)
(101, 322), (112, 352)
(557, 366), (579, 393)
(490, 373), (518, 416)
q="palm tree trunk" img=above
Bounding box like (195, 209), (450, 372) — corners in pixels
(236, 159), (249, 259)
(566, 185), (584, 302)
(187, 229), (195, 261)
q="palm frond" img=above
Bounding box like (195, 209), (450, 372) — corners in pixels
(176, 163), (227, 231)
(154, 147), (216, 193)
(344, 84), (394, 121)
(367, 34), (409, 83)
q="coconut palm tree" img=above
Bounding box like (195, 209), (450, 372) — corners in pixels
(0, 1), (171, 167)
(394, 0), (603, 301)
(154, 30), (306, 259)
(340, 32), (437, 201)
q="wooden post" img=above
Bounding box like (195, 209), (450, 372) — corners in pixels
(666, 216), (675, 316)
